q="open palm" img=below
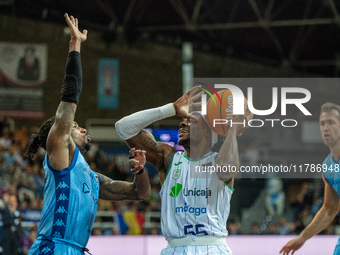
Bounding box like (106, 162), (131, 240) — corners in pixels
(64, 13), (87, 43)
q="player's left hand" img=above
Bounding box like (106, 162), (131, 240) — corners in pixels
(129, 148), (146, 174)
(232, 109), (254, 136)
(64, 13), (87, 43)
(279, 235), (305, 255)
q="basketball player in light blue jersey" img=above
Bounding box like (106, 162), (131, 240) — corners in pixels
(115, 88), (252, 254)
(280, 102), (340, 255)
(24, 14), (151, 255)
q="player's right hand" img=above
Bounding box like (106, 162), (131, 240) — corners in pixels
(279, 236), (305, 255)
(174, 86), (203, 118)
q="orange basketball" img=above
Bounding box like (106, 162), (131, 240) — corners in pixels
(205, 89), (249, 136)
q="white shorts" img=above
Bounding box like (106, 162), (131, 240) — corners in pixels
(161, 245), (232, 255)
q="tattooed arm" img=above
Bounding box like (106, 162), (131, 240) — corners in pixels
(98, 148), (151, 200)
(115, 87), (203, 183)
(46, 14), (87, 170)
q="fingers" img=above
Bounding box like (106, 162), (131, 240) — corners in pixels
(190, 91), (204, 101)
(64, 13), (71, 25)
(71, 15), (75, 24)
(129, 147), (136, 157)
(191, 102), (202, 108)
(187, 86), (201, 98)
(83, 30), (88, 36)
(135, 149), (146, 157)
(75, 18), (78, 28)
(190, 114), (200, 122)
(129, 159), (142, 173)
(279, 247), (286, 254)
(64, 13), (76, 28)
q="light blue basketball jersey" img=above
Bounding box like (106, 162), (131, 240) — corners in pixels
(30, 146), (101, 254)
(323, 153), (340, 196)
(322, 153), (340, 255)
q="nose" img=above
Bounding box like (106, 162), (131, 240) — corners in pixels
(322, 123), (329, 132)
(179, 120), (188, 128)
(80, 128), (87, 134)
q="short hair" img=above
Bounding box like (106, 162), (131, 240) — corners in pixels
(25, 116), (55, 159)
(320, 102), (340, 121)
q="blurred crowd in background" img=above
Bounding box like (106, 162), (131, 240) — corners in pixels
(0, 119), (339, 255)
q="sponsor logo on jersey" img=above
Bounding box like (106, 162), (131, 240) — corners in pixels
(170, 183), (182, 198)
(183, 188), (211, 198)
(83, 183), (90, 194)
(174, 161), (182, 166)
(83, 182), (98, 204)
(55, 206), (67, 214)
(173, 169), (181, 179)
(176, 202), (207, 216)
(56, 181), (69, 189)
(95, 175), (100, 184)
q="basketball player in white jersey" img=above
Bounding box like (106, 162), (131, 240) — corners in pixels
(115, 86), (252, 254)
(280, 102), (340, 255)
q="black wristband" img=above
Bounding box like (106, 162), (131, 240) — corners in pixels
(136, 168), (144, 175)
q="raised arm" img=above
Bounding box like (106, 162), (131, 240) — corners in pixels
(98, 148), (151, 201)
(215, 112), (253, 182)
(280, 176), (340, 255)
(46, 14), (87, 170)
(115, 86), (203, 172)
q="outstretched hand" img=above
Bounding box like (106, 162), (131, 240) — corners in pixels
(129, 148), (146, 174)
(173, 86), (204, 119)
(64, 13), (87, 44)
(279, 236), (305, 255)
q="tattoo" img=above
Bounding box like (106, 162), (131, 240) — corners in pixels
(55, 102), (76, 135)
(129, 130), (162, 154)
(138, 130), (161, 152)
(158, 150), (175, 184)
(127, 130), (164, 167)
(164, 151), (175, 171)
(98, 174), (137, 200)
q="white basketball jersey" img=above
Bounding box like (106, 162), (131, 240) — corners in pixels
(160, 151), (234, 239)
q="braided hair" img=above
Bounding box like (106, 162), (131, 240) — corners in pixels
(25, 116), (55, 159)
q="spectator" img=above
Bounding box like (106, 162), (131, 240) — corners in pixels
(91, 228), (103, 236)
(227, 222), (241, 235)
(243, 142), (260, 166)
(268, 223), (278, 235)
(265, 178), (285, 216)
(277, 217), (289, 235)
(0, 131), (12, 150)
(0, 195), (24, 255)
(300, 205), (313, 227)
(288, 222), (298, 235)
(20, 227), (36, 255)
(250, 222), (261, 235)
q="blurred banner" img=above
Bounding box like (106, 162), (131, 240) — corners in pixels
(0, 42), (47, 119)
(97, 58), (119, 109)
(21, 210), (42, 222)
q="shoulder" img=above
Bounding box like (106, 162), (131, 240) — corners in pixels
(322, 152), (333, 165)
